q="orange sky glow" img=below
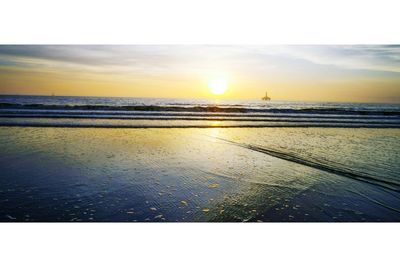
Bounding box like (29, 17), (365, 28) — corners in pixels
(0, 45), (399, 103)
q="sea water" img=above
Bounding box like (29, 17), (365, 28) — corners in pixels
(1, 95), (399, 128)
(0, 95), (399, 222)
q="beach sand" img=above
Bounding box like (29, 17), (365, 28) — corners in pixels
(0, 127), (399, 222)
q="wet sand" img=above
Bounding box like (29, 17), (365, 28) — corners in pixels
(0, 127), (399, 222)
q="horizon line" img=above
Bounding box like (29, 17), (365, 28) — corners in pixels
(0, 93), (399, 105)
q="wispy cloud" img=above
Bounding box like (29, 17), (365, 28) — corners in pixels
(258, 45), (400, 73)
(1, 45), (399, 79)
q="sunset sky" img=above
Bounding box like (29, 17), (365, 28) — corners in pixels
(0, 45), (399, 103)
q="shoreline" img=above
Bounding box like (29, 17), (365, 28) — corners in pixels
(1, 124), (400, 128)
(1, 127), (399, 222)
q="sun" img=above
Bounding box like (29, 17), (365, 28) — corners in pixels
(209, 78), (228, 95)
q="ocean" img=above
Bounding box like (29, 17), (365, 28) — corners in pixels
(1, 95), (399, 128)
(0, 95), (399, 222)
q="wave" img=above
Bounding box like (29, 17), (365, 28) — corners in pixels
(1, 121), (399, 128)
(2, 97), (399, 128)
(1, 109), (399, 119)
(0, 113), (399, 125)
(216, 137), (400, 192)
(1, 102), (400, 116)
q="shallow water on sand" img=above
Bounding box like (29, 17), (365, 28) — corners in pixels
(0, 127), (399, 222)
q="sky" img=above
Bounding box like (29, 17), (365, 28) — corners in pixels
(0, 45), (399, 103)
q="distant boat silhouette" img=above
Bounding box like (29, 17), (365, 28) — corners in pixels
(262, 91), (271, 101)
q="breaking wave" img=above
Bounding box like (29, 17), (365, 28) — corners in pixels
(1, 95), (399, 128)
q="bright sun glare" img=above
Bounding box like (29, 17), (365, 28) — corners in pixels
(209, 78), (228, 95)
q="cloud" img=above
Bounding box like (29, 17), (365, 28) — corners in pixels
(0, 45), (399, 79)
(259, 45), (400, 73)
